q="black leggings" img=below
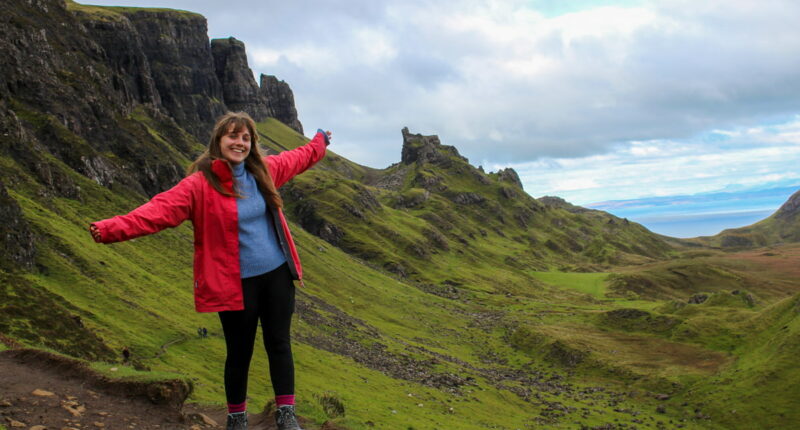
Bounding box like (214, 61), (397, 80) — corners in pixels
(218, 263), (296, 404)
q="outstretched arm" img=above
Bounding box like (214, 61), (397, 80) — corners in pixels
(90, 175), (197, 243)
(266, 129), (330, 188)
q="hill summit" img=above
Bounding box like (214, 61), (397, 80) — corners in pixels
(775, 188), (800, 220)
(706, 188), (800, 247)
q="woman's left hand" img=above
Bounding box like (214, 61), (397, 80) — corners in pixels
(317, 128), (332, 145)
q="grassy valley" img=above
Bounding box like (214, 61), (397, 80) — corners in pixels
(3, 115), (799, 429)
(1, 1), (799, 429)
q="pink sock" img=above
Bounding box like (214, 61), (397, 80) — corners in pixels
(275, 395), (295, 407)
(227, 401), (246, 414)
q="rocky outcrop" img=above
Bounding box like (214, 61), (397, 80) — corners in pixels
(2, 0), (306, 198)
(401, 127), (467, 165)
(211, 37), (269, 120)
(260, 74), (303, 134)
(209, 38), (304, 134)
(496, 167), (523, 188)
(73, 6), (304, 144)
(155, 25), (302, 136)
(72, 9), (162, 109)
(121, 9), (226, 141)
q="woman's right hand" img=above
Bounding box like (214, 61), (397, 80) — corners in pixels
(89, 224), (102, 243)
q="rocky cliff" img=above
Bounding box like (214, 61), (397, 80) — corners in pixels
(211, 37), (269, 122)
(0, 0), (309, 285)
(400, 127), (466, 165)
(0, 0), (304, 201)
(260, 74), (303, 134)
(120, 8), (227, 141)
(211, 37), (303, 134)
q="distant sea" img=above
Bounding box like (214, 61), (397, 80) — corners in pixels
(585, 186), (799, 239)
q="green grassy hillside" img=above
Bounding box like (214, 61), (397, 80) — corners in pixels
(4, 116), (799, 428)
(2, 1), (799, 428)
(273, 125), (672, 291)
(694, 189), (800, 249)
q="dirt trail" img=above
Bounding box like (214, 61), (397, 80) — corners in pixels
(0, 349), (319, 430)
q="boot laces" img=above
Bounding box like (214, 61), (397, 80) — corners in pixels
(226, 412), (247, 429)
(277, 405), (300, 428)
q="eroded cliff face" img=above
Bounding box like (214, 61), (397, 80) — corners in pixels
(210, 37), (304, 134)
(0, 0), (180, 198)
(73, 3), (304, 140)
(0, 0), (312, 274)
(121, 9), (227, 141)
(74, 8), (162, 109)
(260, 74), (303, 134)
(211, 37), (303, 134)
(1, 0), (305, 199)
(211, 37), (269, 120)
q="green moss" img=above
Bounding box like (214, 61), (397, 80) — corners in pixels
(529, 271), (610, 298)
(67, 1), (203, 20)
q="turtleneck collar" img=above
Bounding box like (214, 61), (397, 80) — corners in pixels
(231, 162), (246, 178)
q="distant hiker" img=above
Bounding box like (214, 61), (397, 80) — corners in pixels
(198, 327), (204, 338)
(202, 327), (208, 338)
(122, 346), (130, 364)
(90, 112), (331, 430)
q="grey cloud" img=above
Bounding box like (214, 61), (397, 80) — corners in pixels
(87, 0), (800, 169)
(392, 53), (459, 89)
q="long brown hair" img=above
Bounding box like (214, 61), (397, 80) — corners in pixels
(187, 112), (284, 209)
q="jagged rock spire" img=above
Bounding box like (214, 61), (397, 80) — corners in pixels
(496, 168), (523, 188)
(260, 74), (303, 134)
(401, 127), (466, 165)
(210, 38), (303, 134)
(211, 37), (270, 120)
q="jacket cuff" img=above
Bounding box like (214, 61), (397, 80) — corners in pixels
(316, 128), (330, 146)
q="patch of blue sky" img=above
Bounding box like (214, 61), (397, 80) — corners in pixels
(588, 185), (800, 237)
(526, 0), (645, 17)
(635, 210), (775, 238)
(701, 131), (733, 143)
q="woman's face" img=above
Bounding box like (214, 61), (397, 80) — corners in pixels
(219, 125), (252, 164)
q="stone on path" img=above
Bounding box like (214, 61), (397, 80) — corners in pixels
(199, 413), (218, 426)
(7, 418), (26, 427)
(32, 389), (55, 397)
(62, 400), (86, 417)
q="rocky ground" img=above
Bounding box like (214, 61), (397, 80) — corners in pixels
(0, 349), (324, 430)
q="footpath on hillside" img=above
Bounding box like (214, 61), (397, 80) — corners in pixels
(0, 349), (324, 430)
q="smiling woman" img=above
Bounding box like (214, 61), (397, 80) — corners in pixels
(89, 111), (331, 430)
(220, 126), (252, 164)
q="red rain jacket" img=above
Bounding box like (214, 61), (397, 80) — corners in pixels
(92, 132), (327, 312)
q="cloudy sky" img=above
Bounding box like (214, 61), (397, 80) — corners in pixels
(89, 0), (800, 235)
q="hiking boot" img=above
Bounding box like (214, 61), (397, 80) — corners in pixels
(226, 411), (248, 430)
(275, 405), (303, 430)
